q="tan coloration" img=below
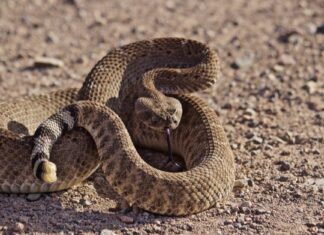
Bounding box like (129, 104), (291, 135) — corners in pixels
(0, 89), (100, 193)
(0, 38), (235, 215)
(39, 161), (57, 183)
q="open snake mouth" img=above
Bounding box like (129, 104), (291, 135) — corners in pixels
(165, 128), (182, 168)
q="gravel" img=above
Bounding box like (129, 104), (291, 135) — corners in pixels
(0, 0), (323, 234)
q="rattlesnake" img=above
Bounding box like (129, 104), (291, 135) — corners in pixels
(0, 38), (235, 215)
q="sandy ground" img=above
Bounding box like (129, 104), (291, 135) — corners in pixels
(0, 0), (323, 234)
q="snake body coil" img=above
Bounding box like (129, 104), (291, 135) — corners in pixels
(0, 38), (235, 215)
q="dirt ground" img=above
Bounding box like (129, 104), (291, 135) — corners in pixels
(0, 0), (323, 234)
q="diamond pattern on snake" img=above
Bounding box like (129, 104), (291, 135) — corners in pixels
(0, 38), (235, 215)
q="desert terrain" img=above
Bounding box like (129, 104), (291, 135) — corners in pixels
(0, 0), (323, 234)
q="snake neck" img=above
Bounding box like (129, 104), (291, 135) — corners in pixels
(116, 74), (166, 129)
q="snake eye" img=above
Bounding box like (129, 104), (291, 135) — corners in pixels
(151, 116), (159, 125)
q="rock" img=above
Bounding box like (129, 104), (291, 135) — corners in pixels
(100, 229), (116, 235)
(278, 162), (290, 172)
(303, 81), (317, 94)
(252, 136), (263, 145)
(234, 222), (242, 229)
(27, 193), (42, 201)
(13, 222), (25, 233)
(231, 52), (255, 69)
(182, 223), (193, 231)
(241, 201), (252, 208)
(79, 198), (92, 206)
(316, 24), (324, 34)
(118, 215), (134, 224)
(33, 57), (64, 68)
(280, 150), (290, 156)
(244, 108), (256, 117)
(222, 102), (233, 109)
(94, 11), (106, 25)
(305, 222), (317, 227)
(279, 54), (296, 65)
(46, 31), (59, 43)
(224, 219), (233, 225)
(305, 23), (317, 34)
(234, 179), (249, 188)
(278, 30), (300, 43)
(165, 0), (176, 11)
(305, 178), (324, 190)
(317, 223), (324, 229)
(312, 148), (320, 155)
(277, 175), (289, 182)
(273, 64), (284, 72)
(281, 131), (295, 144)
(255, 209), (269, 215)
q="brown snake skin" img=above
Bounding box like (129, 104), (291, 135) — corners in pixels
(0, 38), (235, 215)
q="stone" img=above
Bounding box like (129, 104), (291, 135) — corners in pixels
(281, 131), (295, 144)
(279, 54), (296, 65)
(79, 198), (92, 206)
(303, 81), (317, 94)
(234, 179), (249, 188)
(100, 229), (116, 235)
(241, 201), (252, 208)
(277, 175), (289, 182)
(165, 0), (176, 11)
(46, 31), (59, 43)
(305, 23), (317, 34)
(273, 64), (284, 72)
(26, 193), (42, 201)
(118, 215), (134, 224)
(316, 24), (324, 34)
(252, 136), (263, 144)
(278, 162), (290, 171)
(255, 209), (268, 215)
(13, 222), (24, 233)
(231, 52), (255, 69)
(224, 219), (233, 225)
(33, 57), (64, 68)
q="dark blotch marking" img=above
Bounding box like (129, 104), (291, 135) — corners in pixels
(62, 122), (70, 132)
(34, 125), (57, 143)
(31, 152), (47, 168)
(36, 161), (45, 180)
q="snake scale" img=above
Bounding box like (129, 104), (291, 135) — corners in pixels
(0, 38), (235, 215)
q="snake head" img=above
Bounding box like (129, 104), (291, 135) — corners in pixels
(134, 96), (182, 131)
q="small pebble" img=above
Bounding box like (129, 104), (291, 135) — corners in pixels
(303, 81), (317, 94)
(224, 219), (233, 225)
(100, 229), (116, 235)
(231, 52), (255, 69)
(241, 201), (252, 208)
(316, 24), (324, 34)
(305, 22), (317, 34)
(79, 198), (92, 206)
(277, 175), (289, 182)
(234, 179), (248, 188)
(118, 215), (134, 224)
(279, 54), (296, 65)
(33, 57), (64, 68)
(13, 222), (24, 233)
(255, 209), (270, 215)
(278, 162), (290, 171)
(27, 193), (42, 201)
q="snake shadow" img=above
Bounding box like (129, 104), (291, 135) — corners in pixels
(0, 148), (183, 234)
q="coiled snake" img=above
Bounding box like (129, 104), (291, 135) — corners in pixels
(0, 38), (235, 215)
